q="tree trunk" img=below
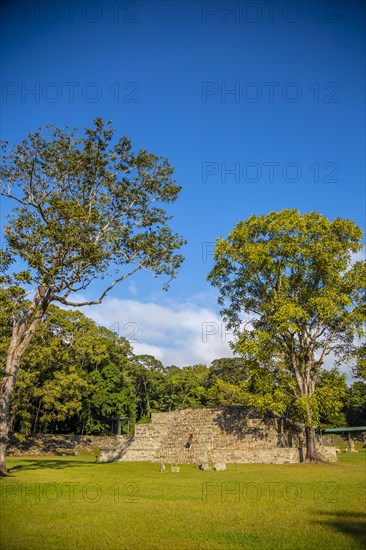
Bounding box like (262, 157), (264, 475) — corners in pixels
(0, 297), (48, 476)
(143, 380), (151, 417)
(33, 402), (42, 434)
(305, 426), (321, 462)
(0, 341), (23, 475)
(296, 368), (321, 463)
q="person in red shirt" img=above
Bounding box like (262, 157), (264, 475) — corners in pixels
(185, 434), (193, 450)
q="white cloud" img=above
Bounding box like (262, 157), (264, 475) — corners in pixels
(81, 295), (234, 367)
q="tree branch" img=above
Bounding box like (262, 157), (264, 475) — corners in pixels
(52, 263), (144, 306)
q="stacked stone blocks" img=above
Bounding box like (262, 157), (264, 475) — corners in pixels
(99, 407), (337, 464)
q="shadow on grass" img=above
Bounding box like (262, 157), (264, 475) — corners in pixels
(313, 510), (366, 544)
(9, 458), (95, 472)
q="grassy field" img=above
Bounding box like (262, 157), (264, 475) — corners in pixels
(0, 450), (365, 550)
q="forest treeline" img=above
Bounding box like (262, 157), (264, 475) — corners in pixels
(1, 291), (364, 436)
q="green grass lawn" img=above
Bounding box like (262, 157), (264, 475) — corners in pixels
(1, 450), (365, 550)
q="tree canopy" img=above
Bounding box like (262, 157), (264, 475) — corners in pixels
(207, 209), (366, 460)
(0, 117), (185, 304)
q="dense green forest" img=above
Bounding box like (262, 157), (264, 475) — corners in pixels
(0, 290), (365, 436)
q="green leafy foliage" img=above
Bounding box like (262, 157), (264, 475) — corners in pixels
(344, 381), (366, 426)
(164, 364), (209, 410)
(208, 210), (366, 431)
(349, 342), (366, 380)
(1, 119), (185, 302)
(0, 295), (134, 435)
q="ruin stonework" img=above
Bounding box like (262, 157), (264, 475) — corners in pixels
(7, 434), (125, 456)
(100, 407), (337, 464)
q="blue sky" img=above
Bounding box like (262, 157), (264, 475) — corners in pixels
(1, 0), (365, 367)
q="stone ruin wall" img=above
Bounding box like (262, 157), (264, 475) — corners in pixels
(7, 434), (122, 457)
(100, 407), (337, 464)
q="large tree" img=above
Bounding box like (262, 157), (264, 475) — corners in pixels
(0, 118), (185, 475)
(207, 209), (366, 461)
(127, 355), (167, 420)
(164, 364), (208, 411)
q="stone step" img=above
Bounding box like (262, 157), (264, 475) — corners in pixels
(105, 407), (335, 465)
